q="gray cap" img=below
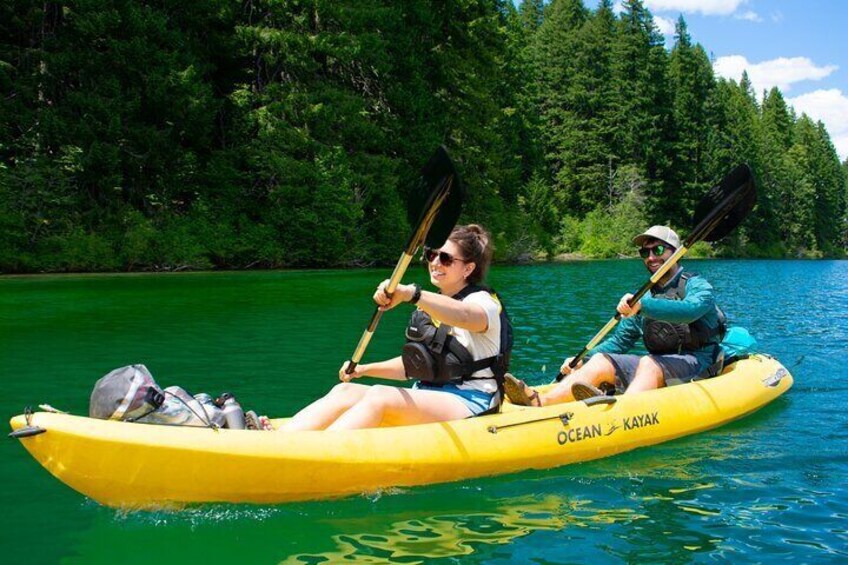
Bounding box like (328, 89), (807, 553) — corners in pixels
(633, 225), (681, 249)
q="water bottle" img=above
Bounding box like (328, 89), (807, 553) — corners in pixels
(216, 392), (245, 430)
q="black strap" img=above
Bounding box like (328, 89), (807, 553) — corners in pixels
(431, 323), (450, 355)
(452, 283), (487, 300)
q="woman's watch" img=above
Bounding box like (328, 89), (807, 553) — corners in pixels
(409, 283), (422, 304)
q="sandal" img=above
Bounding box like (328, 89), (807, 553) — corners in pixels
(571, 382), (604, 401)
(245, 410), (274, 431)
(504, 373), (542, 407)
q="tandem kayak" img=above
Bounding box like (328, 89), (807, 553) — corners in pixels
(9, 354), (792, 509)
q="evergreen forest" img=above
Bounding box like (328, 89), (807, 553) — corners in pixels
(2, 0), (846, 273)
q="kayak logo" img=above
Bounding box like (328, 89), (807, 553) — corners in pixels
(557, 424), (602, 445)
(605, 413), (659, 435)
(623, 412), (659, 430)
(558, 412), (660, 445)
(762, 367), (787, 388)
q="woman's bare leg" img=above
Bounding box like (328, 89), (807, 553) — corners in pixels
(281, 382), (370, 431)
(327, 385), (473, 430)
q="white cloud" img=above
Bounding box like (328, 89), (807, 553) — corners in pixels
(788, 89), (848, 160)
(733, 10), (762, 22)
(653, 15), (676, 35)
(713, 55), (838, 94)
(644, 0), (746, 16)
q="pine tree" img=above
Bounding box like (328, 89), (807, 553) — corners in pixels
(703, 78), (762, 253)
(567, 0), (618, 211)
(783, 117), (819, 253)
(508, 0), (546, 180)
(790, 117), (846, 254)
(1, 0), (233, 270)
(398, 0), (521, 249)
(610, 0), (674, 224)
(758, 87), (797, 251)
(529, 0), (589, 213)
(842, 158), (848, 251)
(234, 0), (404, 266)
(668, 16), (715, 218)
(518, 0), (545, 31)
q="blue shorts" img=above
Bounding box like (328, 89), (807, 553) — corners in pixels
(413, 382), (497, 417)
(600, 352), (701, 390)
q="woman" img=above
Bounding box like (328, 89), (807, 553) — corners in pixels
(281, 224), (508, 431)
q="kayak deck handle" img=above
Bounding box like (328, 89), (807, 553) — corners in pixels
(488, 412), (573, 434)
(582, 396), (617, 406)
(9, 426), (46, 439)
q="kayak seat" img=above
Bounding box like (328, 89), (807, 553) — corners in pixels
(722, 353), (751, 367)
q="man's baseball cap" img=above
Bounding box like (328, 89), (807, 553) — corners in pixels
(633, 225), (682, 249)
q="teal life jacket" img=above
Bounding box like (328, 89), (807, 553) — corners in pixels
(642, 272), (727, 355)
(402, 284), (513, 388)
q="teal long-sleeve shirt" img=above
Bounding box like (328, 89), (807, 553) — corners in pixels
(590, 268), (721, 370)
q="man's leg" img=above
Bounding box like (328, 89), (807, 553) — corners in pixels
(623, 355), (665, 394)
(539, 354), (618, 405)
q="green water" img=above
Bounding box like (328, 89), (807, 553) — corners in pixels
(2, 261), (847, 563)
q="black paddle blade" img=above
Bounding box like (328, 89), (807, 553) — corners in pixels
(689, 163), (757, 245)
(407, 146), (465, 250)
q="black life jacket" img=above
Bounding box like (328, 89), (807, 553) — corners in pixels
(402, 284), (513, 389)
(642, 271), (727, 355)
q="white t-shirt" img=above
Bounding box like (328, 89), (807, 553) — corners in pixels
(449, 290), (503, 394)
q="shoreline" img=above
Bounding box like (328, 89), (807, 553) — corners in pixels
(2, 254), (846, 279)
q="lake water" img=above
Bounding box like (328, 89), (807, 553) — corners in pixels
(2, 260), (846, 563)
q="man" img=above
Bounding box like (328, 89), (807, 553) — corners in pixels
(506, 225), (725, 406)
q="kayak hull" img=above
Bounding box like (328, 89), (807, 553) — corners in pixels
(9, 354), (792, 508)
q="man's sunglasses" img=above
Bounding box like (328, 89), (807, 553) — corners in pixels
(638, 244), (669, 259)
(423, 246), (467, 267)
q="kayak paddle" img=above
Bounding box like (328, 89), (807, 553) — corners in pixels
(346, 146), (464, 375)
(555, 163), (757, 382)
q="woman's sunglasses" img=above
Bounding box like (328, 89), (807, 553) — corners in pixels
(423, 246), (467, 267)
(638, 244), (669, 259)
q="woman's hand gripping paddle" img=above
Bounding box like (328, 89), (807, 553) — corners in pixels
(555, 163), (757, 382)
(345, 146), (465, 375)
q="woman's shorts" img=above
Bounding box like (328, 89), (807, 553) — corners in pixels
(413, 382), (497, 416)
(600, 352), (702, 390)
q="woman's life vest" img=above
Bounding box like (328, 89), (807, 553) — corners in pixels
(642, 272), (727, 355)
(401, 284), (513, 387)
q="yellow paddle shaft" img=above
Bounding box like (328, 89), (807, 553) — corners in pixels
(583, 245), (689, 351)
(349, 251), (415, 364)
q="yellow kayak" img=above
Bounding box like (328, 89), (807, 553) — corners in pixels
(9, 354), (792, 509)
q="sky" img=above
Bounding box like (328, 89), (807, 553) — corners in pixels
(545, 0), (848, 161)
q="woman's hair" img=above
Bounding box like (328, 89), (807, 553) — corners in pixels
(449, 224), (493, 284)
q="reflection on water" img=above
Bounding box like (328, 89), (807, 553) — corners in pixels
(282, 495), (637, 564)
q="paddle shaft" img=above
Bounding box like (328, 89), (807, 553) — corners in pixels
(346, 251), (413, 373)
(556, 172), (755, 381)
(346, 178), (453, 374)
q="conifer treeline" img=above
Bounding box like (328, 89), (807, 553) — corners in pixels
(1, 0), (846, 272)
